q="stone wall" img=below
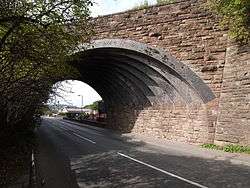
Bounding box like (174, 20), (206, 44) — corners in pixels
(133, 103), (216, 144)
(92, 0), (250, 145)
(107, 101), (217, 145)
(215, 44), (250, 145)
(93, 0), (227, 98)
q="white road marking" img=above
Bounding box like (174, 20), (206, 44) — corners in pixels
(58, 120), (104, 136)
(73, 133), (96, 144)
(59, 126), (69, 131)
(117, 152), (208, 188)
(55, 124), (96, 144)
(31, 150), (35, 167)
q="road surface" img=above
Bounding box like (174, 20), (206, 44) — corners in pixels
(35, 118), (250, 188)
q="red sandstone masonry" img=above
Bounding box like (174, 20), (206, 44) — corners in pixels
(92, 0), (250, 145)
(92, 0), (227, 99)
(215, 43), (250, 145)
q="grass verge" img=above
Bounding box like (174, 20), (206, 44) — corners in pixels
(201, 143), (250, 154)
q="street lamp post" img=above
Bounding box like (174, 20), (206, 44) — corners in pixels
(78, 94), (83, 113)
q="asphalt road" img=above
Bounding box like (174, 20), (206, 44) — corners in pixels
(35, 118), (250, 188)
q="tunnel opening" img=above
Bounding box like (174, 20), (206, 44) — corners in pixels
(69, 39), (216, 143)
(48, 80), (106, 122)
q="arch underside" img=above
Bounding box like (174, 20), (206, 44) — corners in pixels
(69, 39), (215, 132)
(70, 39), (215, 132)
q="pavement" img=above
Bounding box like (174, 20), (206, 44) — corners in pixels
(35, 117), (250, 188)
(123, 133), (250, 168)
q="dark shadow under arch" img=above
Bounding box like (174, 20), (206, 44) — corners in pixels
(70, 39), (215, 132)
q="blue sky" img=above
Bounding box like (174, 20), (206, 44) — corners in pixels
(56, 0), (158, 107)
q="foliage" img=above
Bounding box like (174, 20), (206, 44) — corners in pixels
(0, 0), (93, 130)
(156, 0), (175, 5)
(58, 112), (67, 116)
(84, 100), (102, 110)
(201, 143), (250, 154)
(133, 0), (149, 10)
(0, 127), (36, 186)
(65, 112), (89, 120)
(223, 144), (250, 153)
(132, 0), (175, 10)
(208, 0), (250, 44)
(201, 143), (222, 150)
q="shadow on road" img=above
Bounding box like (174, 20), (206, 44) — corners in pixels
(35, 119), (250, 188)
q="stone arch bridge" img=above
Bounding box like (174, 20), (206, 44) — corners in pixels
(70, 0), (250, 145)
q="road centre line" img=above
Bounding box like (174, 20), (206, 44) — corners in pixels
(58, 120), (104, 136)
(54, 124), (96, 144)
(117, 152), (208, 188)
(72, 132), (96, 144)
(54, 120), (206, 187)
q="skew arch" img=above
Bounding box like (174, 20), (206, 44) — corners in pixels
(70, 39), (216, 141)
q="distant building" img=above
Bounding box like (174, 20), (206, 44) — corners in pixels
(58, 106), (94, 114)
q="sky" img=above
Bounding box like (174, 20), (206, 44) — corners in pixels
(54, 0), (157, 107)
(54, 80), (102, 107)
(90, 0), (156, 17)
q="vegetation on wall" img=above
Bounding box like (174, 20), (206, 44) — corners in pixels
(156, 0), (175, 5)
(133, 0), (175, 10)
(133, 0), (149, 10)
(208, 0), (250, 44)
(132, 0), (249, 44)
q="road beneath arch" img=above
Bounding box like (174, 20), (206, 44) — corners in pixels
(35, 117), (250, 188)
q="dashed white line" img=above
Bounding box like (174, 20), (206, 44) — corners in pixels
(117, 152), (208, 188)
(55, 125), (96, 144)
(72, 133), (96, 144)
(54, 120), (205, 187)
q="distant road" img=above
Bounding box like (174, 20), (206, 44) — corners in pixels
(35, 118), (250, 188)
